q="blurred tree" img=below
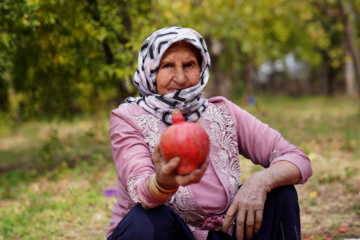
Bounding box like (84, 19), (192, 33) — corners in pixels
(337, 0), (360, 98)
(0, 1), (19, 115)
(309, 0), (344, 96)
(1, 0), (360, 123)
(152, 0), (332, 97)
(153, 0), (360, 100)
(0, 0), (152, 120)
(309, 0), (360, 100)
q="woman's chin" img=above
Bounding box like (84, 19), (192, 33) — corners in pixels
(166, 89), (181, 94)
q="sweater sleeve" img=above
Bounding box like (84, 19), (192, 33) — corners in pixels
(219, 97), (313, 184)
(110, 107), (168, 208)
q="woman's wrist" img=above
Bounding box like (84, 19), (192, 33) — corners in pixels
(251, 170), (275, 193)
(148, 175), (178, 200)
(155, 177), (179, 193)
(257, 161), (302, 192)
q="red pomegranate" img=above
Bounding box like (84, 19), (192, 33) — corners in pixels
(160, 110), (210, 175)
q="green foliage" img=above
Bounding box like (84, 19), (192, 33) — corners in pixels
(151, 0), (358, 99)
(1, 0), (152, 120)
(1, 0), (359, 122)
(153, 0), (342, 66)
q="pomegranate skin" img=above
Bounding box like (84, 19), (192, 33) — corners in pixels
(160, 120), (210, 175)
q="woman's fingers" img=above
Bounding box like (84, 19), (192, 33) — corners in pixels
(222, 200), (238, 233)
(238, 209), (262, 240)
(190, 159), (209, 180)
(162, 157), (181, 174)
(238, 209), (263, 239)
(152, 144), (162, 165)
(174, 160), (209, 186)
(223, 179), (267, 240)
(154, 142), (209, 188)
(245, 211), (255, 240)
(254, 210), (263, 234)
(236, 208), (246, 240)
(224, 205), (261, 240)
(198, 159), (209, 173)
(153, 143), (181, 174)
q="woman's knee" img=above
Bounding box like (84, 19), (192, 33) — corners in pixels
(271, 185), (298, 204)
(108, 205), (156, 239)
(109, 204), (195, 240)
(123, 204), (173, 230)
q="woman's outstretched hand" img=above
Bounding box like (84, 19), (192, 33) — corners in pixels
(221, 171), (271, 240)
(152, 144), (209, 190)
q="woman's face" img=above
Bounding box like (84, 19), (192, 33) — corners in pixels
(156, 42), (201, 95)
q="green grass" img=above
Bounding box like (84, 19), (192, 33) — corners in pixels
(238, 95), (360, 239)
(1, 163), (117, 239)
(1, 96), (360, 239)
(238, 96), (360, 157)
(0, 112), (116, 239)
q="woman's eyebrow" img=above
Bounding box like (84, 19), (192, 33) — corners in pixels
(183, 60), (196, 65)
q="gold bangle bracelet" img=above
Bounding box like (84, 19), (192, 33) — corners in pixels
(154, 178), (179, 194)
(149, 175), (173, 200)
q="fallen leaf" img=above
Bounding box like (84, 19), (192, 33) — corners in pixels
(309, 191), (318, 198)
(302, 234), (318, 240)
(338, 226), (348, 233)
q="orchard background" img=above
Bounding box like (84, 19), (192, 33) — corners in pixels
(1, 0), (360, 239)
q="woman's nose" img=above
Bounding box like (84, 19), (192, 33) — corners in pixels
(174, 66), (186, 84)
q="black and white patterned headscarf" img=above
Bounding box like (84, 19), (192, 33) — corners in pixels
(121, 26), (211, 125)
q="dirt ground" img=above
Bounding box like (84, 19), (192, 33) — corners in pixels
(297, 152), (360, 239)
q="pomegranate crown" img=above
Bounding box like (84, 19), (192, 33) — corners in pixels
(172, 110), (185, 124)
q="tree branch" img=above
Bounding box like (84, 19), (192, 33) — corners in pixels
(310, 0), (339, 18)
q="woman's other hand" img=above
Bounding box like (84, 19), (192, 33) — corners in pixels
(152, 144), (209, 190)
(222, 172), (270, 240)
(221, 161), (301, 239)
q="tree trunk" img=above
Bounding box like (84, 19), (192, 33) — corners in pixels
(0, 76), (9, 111)
(117, 76), (136, 103)
(326, 65), (337, 96)
(320, 50), (337, 96)
(344, 52), (360, 101)
(205, 37), (229, 98)
(86, 0), (134, 103)
(244, 60), (254, 99)
(208, 53), (230, 98)
(209, 53), (220, 97)
(338, 0), (360, 101)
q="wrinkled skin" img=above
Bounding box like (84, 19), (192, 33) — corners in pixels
(222, 172), (270, 239)
(221, 161), (301, 240)
(156, 41), (201, 95)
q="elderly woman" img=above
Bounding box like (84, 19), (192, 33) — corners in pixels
(106, 27), (312, 240)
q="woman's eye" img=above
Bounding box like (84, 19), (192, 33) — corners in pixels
(184, 62), (194, 68)
(162, 63), (171, 68)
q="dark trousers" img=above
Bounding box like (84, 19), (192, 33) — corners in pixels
(108, 185), (300, 240)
